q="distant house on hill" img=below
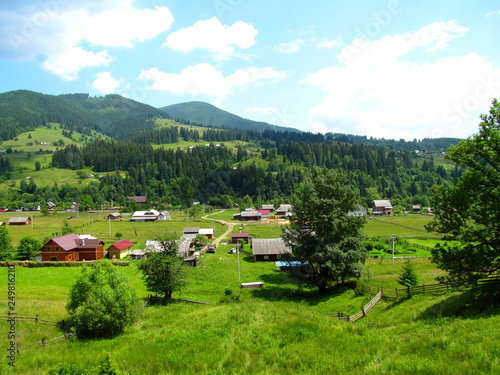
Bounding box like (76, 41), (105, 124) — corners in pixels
(8, 217), (31, 225)
(261, 204), (274, 211)
(412, 205), (421, 214)
(107, 240), (134, 259)
(276, 204), (293, 217)
(40, 233), (105, 261)
(128, 196), (147, 204)
(372, 200), (393, 216)
(233, 211), (262, 221)
(158, 211), (171, 220)
(252, 238), (292, 261)
(130, 210), (160, 222)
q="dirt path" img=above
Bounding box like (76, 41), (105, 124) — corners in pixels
(202, 210), (236, 246)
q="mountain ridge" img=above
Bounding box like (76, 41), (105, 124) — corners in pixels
(160, 101), (301, 133)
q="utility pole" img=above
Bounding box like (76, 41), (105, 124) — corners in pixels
(237, 242), (241, 283)
(392, 235), (396, 265)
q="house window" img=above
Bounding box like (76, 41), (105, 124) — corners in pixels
(55, 247), (59, 252)
(263, 255), (269, 260)
(50, 257), (57, 261)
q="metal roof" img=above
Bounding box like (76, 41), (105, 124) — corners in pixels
(252, 238), (292, 256)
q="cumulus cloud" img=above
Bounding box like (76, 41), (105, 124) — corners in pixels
(92, 72), (120, 94)
(304, 21), (500, 140)
(0, 1), (174, 79)
(163, 17), (257, 59)
(139, 63), (286, 98)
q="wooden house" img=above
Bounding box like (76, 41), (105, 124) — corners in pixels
(128, 196), (147, 204)
(372, 200), (393, 216)
(107, 240), (134, 259)
(107, 212), (122, 220)
(412, 205), (421, 214)
(231, 232), (251, 244)
(8, 216), (31, 225)
(276, 204), (293, 217)
(261, 204), (274, 211)
(40, 233), (105, 261)
(130, 210), (160, 222)
(232, 211), (262, 221)
(252, 238), (292, 261)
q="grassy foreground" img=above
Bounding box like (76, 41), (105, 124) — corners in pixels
(0, 248), (499, 374)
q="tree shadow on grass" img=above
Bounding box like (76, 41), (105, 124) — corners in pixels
(249, 271), (356, 306)
(417, 286), (500, 321)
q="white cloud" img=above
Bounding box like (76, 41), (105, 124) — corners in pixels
(93, 72), (120, 94)
(315, 38), (341, 49)
(163, 17), (257, 59)
(42, 48), (111, 81)
(0, 2), (174, 79)
(304, 21), (500, 140)
(139, 63), (286, 98)
(486, 9), (500, 18)
(275, 39), (306, 54)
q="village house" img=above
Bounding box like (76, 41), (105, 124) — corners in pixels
(107, 240), (134, 260)
(275, 204), (293, 217)
(130, 209), (160, 222)
(261, 204), (275, 211)
(252, 238), (292, 262)
(199, 228), (214, 239)
(372, 200), (393, 216)
(233, 210), (262, 221)
(40, 233), (105, 261)
(412, 205), (422, 214)
(128, 196), (147, 204)
(8, 216), (31, 225)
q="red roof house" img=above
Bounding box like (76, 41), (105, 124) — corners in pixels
(40, 233), (105, 261)
(107, 240), (134, 260)
(231, 233), (251, 244)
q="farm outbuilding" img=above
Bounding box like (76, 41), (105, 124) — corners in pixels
(231, 233), (251, 244)
(252, 238), (292, 261)
(8, 217), (31, 225)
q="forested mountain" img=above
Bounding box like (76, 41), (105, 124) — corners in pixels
(161, 101), (300, 133)
(0, 89), (465, 213)
(0, 90), (170, 141)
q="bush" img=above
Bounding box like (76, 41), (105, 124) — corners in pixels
(66, 260), (141, 338)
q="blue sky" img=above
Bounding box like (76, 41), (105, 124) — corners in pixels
(0, 0), (499, 140)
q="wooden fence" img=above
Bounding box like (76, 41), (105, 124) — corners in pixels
(0, 315), (58, 326)
(0, 333), (73, 361)
(355, 282), (453, 298)
(330, 292), (382, 322)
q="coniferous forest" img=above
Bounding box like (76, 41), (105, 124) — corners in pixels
(0, 90), (463, 211)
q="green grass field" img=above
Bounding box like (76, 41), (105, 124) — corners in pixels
(0, 214), (498, 374)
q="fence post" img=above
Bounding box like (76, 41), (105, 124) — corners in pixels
(35, 314), (39, 323)
(423, 284), (426, 294)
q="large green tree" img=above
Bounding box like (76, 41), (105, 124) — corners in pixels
(282, 167), (367, 292)
(66, 260), (141, 338)
(0, 226), (13, 261)
(137, 234), (186, 301)
(427, 99), (500, 284)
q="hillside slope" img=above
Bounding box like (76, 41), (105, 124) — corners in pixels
(0, 90), (170, 140)
(161, 101), (301, 133)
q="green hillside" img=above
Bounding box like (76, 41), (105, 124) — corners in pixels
(161, 101), (301, 133)
(0, 90), (170, 141)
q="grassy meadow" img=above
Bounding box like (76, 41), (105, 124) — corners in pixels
(0, 214), (499, 374)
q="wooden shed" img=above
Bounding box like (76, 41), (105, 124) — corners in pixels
(252, 238), (292, 262)
(231, 233), (251, 244)
(8, 216), (31, 225)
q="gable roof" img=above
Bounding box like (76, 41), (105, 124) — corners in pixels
(109, 240), (134, 251)
(8, 216), (31, 223)
(231, 233), (250, 238)
(373, 200), (392, 208)
(49, 233), (80, 251)
(128, 196), (147, 204)
(252, 238), (292, 256)
(183, 227), (200, 234)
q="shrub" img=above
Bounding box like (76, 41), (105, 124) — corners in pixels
(66, 260), (141, 338)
